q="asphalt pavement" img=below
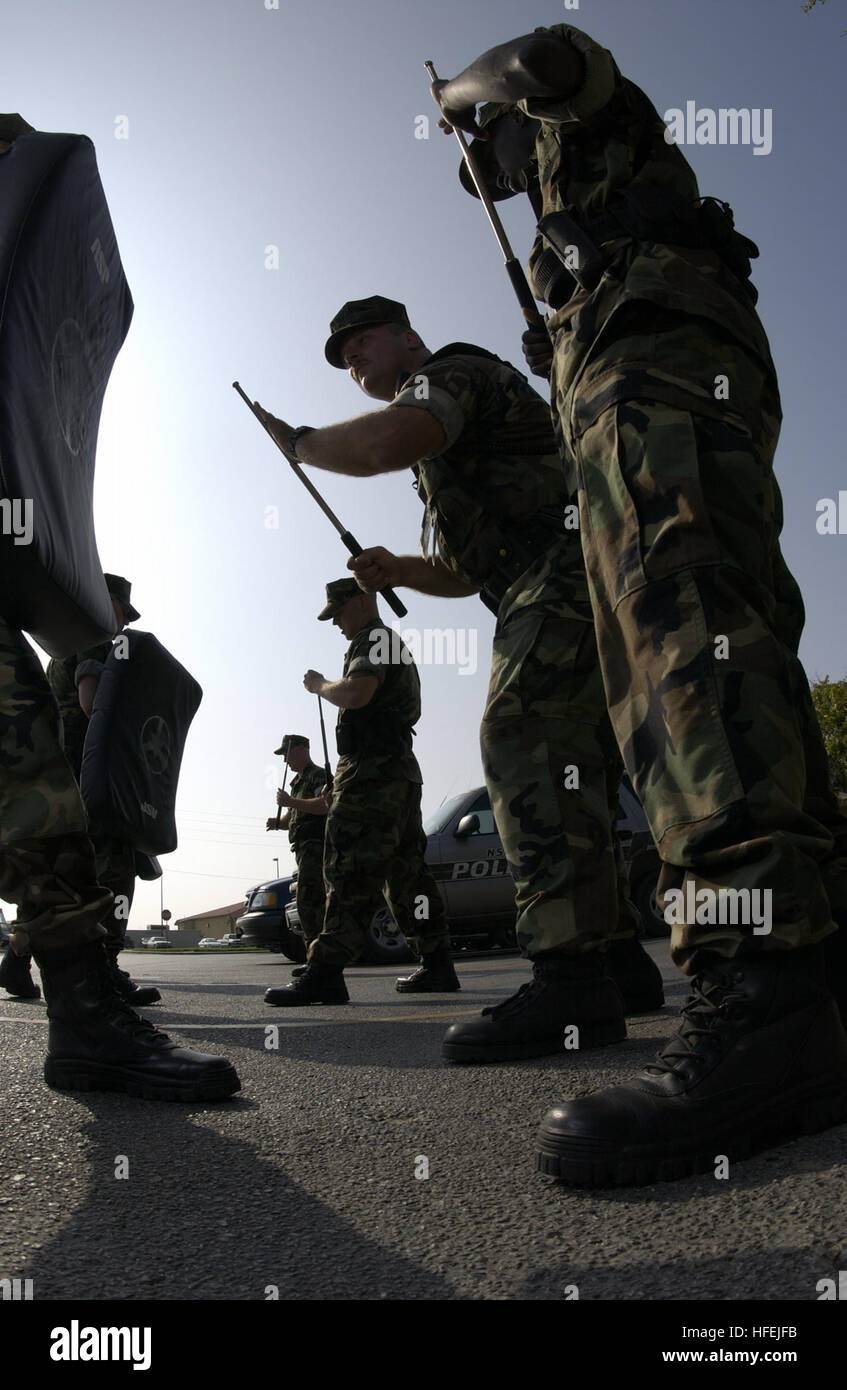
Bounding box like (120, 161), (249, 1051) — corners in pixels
(2, 943), (845, 1311)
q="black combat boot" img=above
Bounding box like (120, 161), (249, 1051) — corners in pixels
(441, 952), (626, 1062)
(536, 947), (847, 1187)
(0, 943), (41, 1000)
(605, 935), (665, 1013)
(290, 964), (308, 978)
(396, 946), (460, 994)
(264, 961), (349, 1006)
(106, 953), (162, 1007)
(35, 941), (240, 1101)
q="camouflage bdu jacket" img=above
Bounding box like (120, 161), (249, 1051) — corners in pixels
(287, 761), (328, 850)
(521, 22), (779, 440)
(391, 343), (578, 617)
(334, 623), (422, 789)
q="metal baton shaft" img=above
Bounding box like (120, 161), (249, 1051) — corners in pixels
(232, 381), (408, 619)
(425, 60), (547, 332)
(274, 758), (289, 830)
(316, 694), (332, 790)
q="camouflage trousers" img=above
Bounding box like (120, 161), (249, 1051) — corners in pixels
(91, 831), (136, 954)
(0, 617), (110, 953)
(310, 776), (449, 968)
(552, 319), (847, 969)
(293, 837), (326, 946)
(481, 564), (640, 957)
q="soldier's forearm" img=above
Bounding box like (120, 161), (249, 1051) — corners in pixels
(394, 555), (479, 598)
(293, 796), (329, 816)
(316, 675), (374, 710)
(296, 412), (423, 478)
(440, 33), (583, 110)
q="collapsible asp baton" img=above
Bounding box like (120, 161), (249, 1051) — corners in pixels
(425, 60), (548, 335)
(233, 381), (408, 619)
(273, 755), (289, 830)
(316, 695), (333, 792)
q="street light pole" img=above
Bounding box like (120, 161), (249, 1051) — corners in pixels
(273, 857), (279, 878)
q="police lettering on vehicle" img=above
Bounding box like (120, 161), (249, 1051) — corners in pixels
(450, 857), (509, 880)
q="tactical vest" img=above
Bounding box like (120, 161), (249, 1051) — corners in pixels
(410, 344), (568, 613)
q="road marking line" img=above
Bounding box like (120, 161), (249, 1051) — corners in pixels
(0, 1007), (483, 1029)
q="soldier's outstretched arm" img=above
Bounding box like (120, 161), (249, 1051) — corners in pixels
(253, 402), (444, 478)
(432, 31), (584, 135)
(349, 548), (478, 599)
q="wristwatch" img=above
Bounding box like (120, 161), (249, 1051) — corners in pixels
(287, 426), (315, 459)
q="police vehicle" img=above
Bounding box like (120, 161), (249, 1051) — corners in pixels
(259, 780), (664, 965)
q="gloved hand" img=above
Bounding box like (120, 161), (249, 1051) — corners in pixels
(521, 325), (553, 380)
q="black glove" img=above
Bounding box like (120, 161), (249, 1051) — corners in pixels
(521, 325), (553, 380)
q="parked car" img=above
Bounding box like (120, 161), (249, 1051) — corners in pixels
(219, 932), (247, 947)
(234, 877), (296, 953)
(279, 781), (664, 965)
(141, 936), (171, 949)
(198, 937), (223, 948)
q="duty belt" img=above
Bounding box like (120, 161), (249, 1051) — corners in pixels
(535, 190), (760, 308)
(479, 508), (569, 615)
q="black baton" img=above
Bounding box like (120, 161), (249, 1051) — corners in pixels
(233, 381), (408, 619)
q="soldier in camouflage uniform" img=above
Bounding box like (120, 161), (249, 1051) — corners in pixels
(255, 295), (662, 1051)
(0, 611), (240, 1098)
(433, 23), (847, 1181)
(40, 573), (160, 1007)
(266, 733), (329, 958)
(264, 580), (457, 1005)
(0, 114), (238, 1100)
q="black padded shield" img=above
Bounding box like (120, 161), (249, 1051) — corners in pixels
(80, 631), (203, 854)
(0, 132), (133, 656)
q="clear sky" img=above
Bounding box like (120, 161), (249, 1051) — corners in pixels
(4, 0), (845, 930)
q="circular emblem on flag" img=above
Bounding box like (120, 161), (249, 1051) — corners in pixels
(140, 716), (172, 777)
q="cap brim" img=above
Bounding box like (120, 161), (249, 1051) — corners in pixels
(325, 317), (400, 369)
(458, 143), (519, 202)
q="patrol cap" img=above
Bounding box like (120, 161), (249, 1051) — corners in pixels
(274, 734), (309, 757)
(325, 295), (411, 369)
(317, 577), (365, 620)
(104, 573), (141, 622)
(458, 102), (521, 202)
(0, 114), (35, 142)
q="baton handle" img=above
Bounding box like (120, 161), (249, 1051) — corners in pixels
(233, 381), (408, 619)
(338, 531), (407, 619)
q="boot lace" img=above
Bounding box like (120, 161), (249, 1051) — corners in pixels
(645, 968), (752, 1078)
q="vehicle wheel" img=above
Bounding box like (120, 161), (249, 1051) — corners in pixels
(631, 871), (669, 938)
(278, 924), (308, 963)
(360, 907), (415, 965)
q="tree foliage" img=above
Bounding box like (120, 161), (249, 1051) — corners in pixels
(811, 677), (847, 792)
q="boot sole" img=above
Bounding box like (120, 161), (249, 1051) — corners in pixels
(443, 1017), (626, 1064)
(44, 1058), (241, 1102)
(264, 992), (349, 1006)
(536, 1077), (847, 1187)
(395, 981), (461, 994)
